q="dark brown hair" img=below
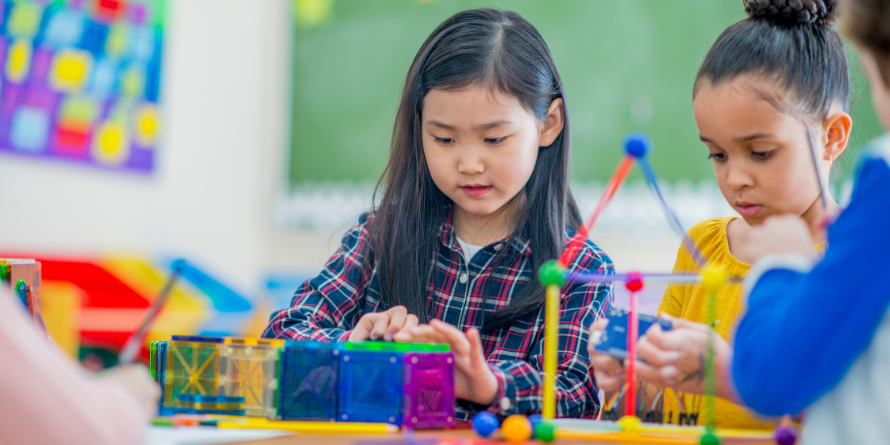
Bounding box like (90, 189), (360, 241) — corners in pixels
(369, 8), (581, 333)
(841, 0), (890, 86)
(694, 0), (850, 121)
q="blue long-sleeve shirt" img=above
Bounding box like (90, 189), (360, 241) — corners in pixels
(733, 140), (890, 417)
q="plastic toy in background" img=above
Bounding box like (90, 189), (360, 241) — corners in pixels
(1, 254), (261, 366)
(1, 259), (50, 338)
(151, 337), (455, 428)
(0, 0), (166, 173)
(511, 133), (798, 444)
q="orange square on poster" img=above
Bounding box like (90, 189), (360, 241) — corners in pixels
(54, 122), (91, 156)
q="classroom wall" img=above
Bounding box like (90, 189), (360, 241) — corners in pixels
(0, 0), (294, 294)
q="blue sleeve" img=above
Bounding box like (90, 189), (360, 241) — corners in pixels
(733, 155), (890, 416)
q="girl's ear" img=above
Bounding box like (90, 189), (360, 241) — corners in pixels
(822, 111), (852, 161)
(539, 98), (565, 148)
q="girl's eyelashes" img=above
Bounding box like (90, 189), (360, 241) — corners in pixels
(434, 137), (455, 145)
(707, 152), (727, 161)
(751, 150), (774, 160)
(484, 136), (507, 145)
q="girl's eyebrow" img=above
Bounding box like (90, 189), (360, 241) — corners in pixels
(699, 133), (773, 144)
(733, 132), (773, 143)
(425, 120), (511, 131)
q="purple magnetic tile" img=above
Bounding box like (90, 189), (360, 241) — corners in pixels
(402, 352), (455, 430)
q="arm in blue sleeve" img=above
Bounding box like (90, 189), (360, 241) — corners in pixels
(733, 156), (890, 416)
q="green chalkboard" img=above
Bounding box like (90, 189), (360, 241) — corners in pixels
(289, 0), (883, 187)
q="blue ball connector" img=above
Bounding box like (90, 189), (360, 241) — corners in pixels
(472, 411), (500, 438)
(623, 132), (652, 158)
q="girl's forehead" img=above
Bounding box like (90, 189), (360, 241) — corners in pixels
(422, 87), (535, 128)
(694, 79), (802, 141)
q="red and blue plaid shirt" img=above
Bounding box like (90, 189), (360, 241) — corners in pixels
(263, 211), (614, 419)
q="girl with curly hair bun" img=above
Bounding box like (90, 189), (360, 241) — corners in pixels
(590, 0), (851, 430)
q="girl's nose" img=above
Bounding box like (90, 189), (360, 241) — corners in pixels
(457, 149), (485, 175)
(725, 161), (754, 190)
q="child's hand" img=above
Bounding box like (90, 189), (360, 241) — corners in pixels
(587, 318), (626, 391)
(740, 215), (817, 263)
(348, 306), (419, 342)
(394, 319), (499, 406)
(99, 364), (160, 419)
(634, 316), (738, 402)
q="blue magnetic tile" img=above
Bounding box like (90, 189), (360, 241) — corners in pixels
(176, 394), (244, 404)
(170, 335), (224, 343)
(338, 350), (403, 424)
(279, 344), (340, 420)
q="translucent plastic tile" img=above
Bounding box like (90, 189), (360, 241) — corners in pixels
(278, 341), (341, 420)
(219, 342), (281, 418)
(403, 352), (456, 429)
(338, 349), (403, 424)
(162, 340), (222, 411)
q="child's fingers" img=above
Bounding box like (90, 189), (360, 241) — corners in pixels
(637, 334), (681, 367)
(466, 327), (487, 366)
(635, 361), (679, 387)
(369, 314), (391, 340)
(587, 319), (609, 353)
(396, 324), (446, 344)
(589, 351), (624, 374)
(661, 314), (710, 332)
(396, 314), (419, 336)
(384, 306), (408, 341)
(430, 319), (471, 356)
(593, 369), (626, 392)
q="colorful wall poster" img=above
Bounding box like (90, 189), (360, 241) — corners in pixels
(0, 0), (164, 173)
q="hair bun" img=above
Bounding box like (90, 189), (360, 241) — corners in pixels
(743, 0), (838, 27)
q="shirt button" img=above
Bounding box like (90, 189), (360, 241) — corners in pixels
(494, 244), (503, 251)
(500, 397), (511, 411)
(459, 273), (468, 284)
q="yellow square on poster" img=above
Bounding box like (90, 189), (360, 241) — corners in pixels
(49, 49), (93, 92)
(5, 39), (32, 83)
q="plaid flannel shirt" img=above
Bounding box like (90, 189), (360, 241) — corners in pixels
(263, 211), (614, 419)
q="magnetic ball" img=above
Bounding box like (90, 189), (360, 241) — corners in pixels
(774, 425), (797, 445)
(623, 132), (652, 158)
(625, 271), (644, 292)
(527, 414), (542, 429)
(501, 414), (533, 444)
(471, 412), (499, 438)
(538, 260), (566, 287)
(618, 415), (642, 433)
(700, 432), (721, 445)
(534, 421), (556, 443)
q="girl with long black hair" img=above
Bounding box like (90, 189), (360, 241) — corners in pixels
(265, 8), (613, 418)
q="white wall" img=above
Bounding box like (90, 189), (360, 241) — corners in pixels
(0, 0), (294, 294)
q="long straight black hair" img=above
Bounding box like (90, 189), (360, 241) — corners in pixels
(367, 8), (581, 333)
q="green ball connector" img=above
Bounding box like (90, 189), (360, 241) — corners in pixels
(700, 432), (721, 445)
(534, 422), (556, 443)
(538, 260), (566, 287)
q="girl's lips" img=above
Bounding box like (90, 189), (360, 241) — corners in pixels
(460, 185), (492, 197)
(736, 204), (763, 218)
